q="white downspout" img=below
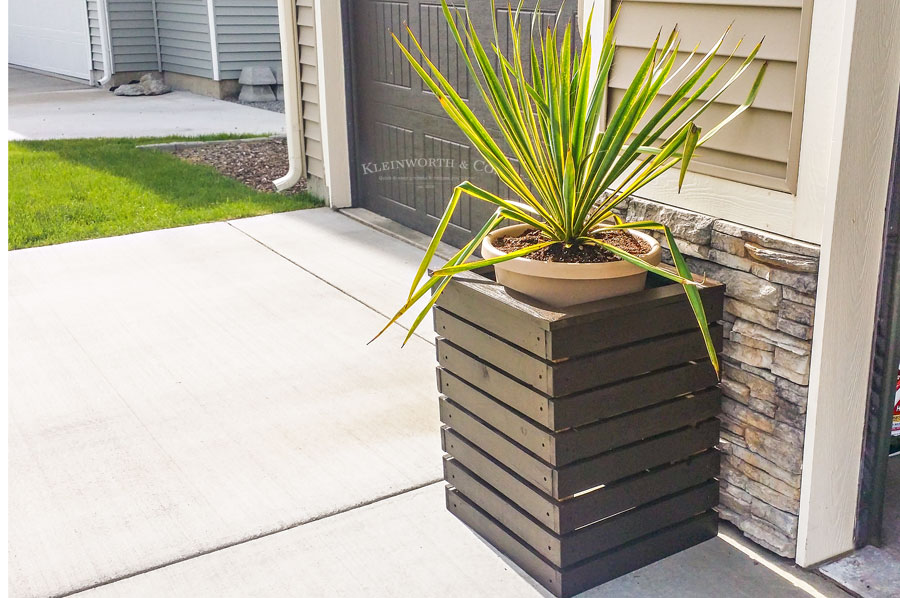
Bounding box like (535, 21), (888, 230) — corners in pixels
(97, 0), (114, 85)
(274, 0), (307, 191)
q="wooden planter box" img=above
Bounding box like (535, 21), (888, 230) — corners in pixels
(434, 266), (725, 597)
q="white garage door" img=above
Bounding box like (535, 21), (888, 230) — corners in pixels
(9, 0), (93, 80)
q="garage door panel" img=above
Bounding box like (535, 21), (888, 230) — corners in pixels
(350, 0), (576, 246)
(356, 101), (498, 248)
(10, 0), (92, 80)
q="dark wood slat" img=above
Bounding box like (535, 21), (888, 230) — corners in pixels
(549, 361), (719, 431)
(553, 389), (720, 465)
(440, 398), (555, 494)
(442, 426), (720, 534)
(436, 309), (723, 396)
(440, 368), (720, 464)
(441, 397), (720, 498)
(556, 418), (721, 497)
(437, 343), (718, 431)
(447, 487), (719, 598)
(439, 368), (554, 461)
(442, 425), (562, 531)
(548, 286), (724, 359)
(435, 309), (550, 392)
(436, 267), (724, 361)
(436, 275), (551, 355)
(437, 343), (553, 427)
(446, 456), (718, 568)
(555, 449), (720, 533)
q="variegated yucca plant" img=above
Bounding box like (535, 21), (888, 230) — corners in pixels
(375, 0), (767, 377)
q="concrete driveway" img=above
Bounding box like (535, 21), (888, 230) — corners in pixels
(8, 67), (284, 140)
(8, 209), (850, 598)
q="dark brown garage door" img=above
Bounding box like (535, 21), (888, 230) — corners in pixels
(347, 0), (577, 247)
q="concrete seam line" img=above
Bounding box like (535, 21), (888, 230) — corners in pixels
(56, 479), (444, 598)
(224, 221), (436, 347)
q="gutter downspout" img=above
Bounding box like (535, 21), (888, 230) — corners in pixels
(97, 0), (114, 85)
(206, 0), (221, 80)
(274, 0), (306, 191)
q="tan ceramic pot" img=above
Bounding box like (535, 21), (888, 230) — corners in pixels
(481, 224), (662, 308)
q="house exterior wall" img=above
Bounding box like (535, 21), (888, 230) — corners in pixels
(155, 0), (214, 78)
(214, 0), (282, 80)
(608, 0), (813, 195)
(93, 0), (283, 91)
(296, 0), (324, 186)
(107, 0), (159, 73)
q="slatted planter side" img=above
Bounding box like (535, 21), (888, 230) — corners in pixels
(435, 266), (725, 598)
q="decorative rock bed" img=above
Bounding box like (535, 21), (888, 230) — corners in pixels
(138, 137), (307, 195)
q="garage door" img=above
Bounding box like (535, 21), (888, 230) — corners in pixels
(347, 0), (577, 247)
(9, 0), (93, 80)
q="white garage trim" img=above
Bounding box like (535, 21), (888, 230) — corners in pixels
(313, 0), (352, 208)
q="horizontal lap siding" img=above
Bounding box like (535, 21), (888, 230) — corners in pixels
(108, 0), (159, 72)
(608, 0), (812, 192)
(87, 0), (103, 71)
(297, 0), (323, 178)
(157, 0), (213, 77)
(214, 0), (282, 80)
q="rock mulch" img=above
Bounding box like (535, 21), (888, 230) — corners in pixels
(173, 138), (306, 195)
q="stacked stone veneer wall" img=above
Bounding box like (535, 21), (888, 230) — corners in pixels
(616, 198), (819, 559)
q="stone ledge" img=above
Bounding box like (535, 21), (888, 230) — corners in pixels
(615, 195), (821, 559)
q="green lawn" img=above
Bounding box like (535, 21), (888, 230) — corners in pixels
(8, 136), (322, 250)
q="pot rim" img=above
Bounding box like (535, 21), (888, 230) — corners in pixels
(481, 223), (662, 280)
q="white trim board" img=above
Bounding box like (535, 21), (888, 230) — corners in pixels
(795, 0), (900, 567)
(206, 0), (220, 81)
(313, 0), (351, 207)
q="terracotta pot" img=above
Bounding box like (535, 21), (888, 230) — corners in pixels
(481, 224), (662, 307)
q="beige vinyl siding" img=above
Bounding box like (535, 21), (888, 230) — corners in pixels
(214, 0), (282, 80)
(156, 0), (214, 78)
(607, 0), (812, 193)
(297, 0), (323, 179)
(108, 0), (160, 72)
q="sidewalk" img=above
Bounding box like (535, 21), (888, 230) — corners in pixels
(9, 208), (850, 598)
(8, 67), (283, 140)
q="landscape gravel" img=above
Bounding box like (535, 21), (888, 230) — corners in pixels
(173, 138), (306, 194)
